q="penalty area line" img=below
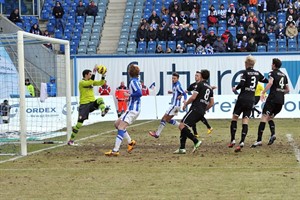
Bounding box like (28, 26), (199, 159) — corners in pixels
(286, 134), (300, 164)
(0, 120), (155, 164)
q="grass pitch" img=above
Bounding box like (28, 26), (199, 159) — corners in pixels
(0, 119), (299, 199)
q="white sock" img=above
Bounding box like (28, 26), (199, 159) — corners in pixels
(156, 121), (166, 136)
(113, 129), (125, 152)
(123, 130), (132, 144)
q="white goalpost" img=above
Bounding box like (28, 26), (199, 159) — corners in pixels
(0, 31), (72, 156)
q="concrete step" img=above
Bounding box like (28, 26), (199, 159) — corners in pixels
(98, 0), (126, 54)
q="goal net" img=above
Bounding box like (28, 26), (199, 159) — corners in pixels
(0, 31), (72, 156)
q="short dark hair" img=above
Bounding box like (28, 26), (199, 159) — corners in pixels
(272, 58), (282, 69)
(201, 69), (210, 80)
(172, 72), (179, 78)
(82, 69), (91, 77)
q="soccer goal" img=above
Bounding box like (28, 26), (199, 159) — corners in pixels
(0, 31), (72, 156)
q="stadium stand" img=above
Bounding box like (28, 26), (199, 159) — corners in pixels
(5, 0), (300, 55)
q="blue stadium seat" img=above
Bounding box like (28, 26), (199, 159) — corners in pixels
(167, 41), (176, 52)
(257, 45), (266, 52)
(288, 44), (297, 51)
(47, 22), (55, 33)
(208, 26), (217, 33)
(268, 41), (276, 47)
(219, 20), (227, 28)
(228, 27), (236, 37)
(48, 16), (56, 24)
(117, 47), (126, 54)
(277, 38), (286, 46)
(137, 47), (146, 54)
(76, 16), (84, 24)
(15, 22), (23, 29)
(278, 44), (286, 52)
(54, 29), (63, 39)
(87, 47), (96, 54)
(147, 46), (155, 54)
(65, 22), (73, 30)
(187, 46), (195, 54)
(157, 41), (167, 52)
(127, 47), (136, 54)
(148, 41), (157, 49)
(268, 44), (276, 52)
(138, 41), (146, 49)
(248, 6), (256, 13)
(41, 10), (49, 20)
(288, 38), (297, 46)
(177, 40), (185, 48)
(64, 29), (72, 38)
(217, 27), (225, 36)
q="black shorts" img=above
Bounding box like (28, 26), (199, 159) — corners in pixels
(181, 108), (205, 127)
(78, 101), (98, 121)
(262, 101), (283, 117)
(233, 99), (253, 118)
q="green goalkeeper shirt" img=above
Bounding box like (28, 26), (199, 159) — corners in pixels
(79, 79), (105, 104)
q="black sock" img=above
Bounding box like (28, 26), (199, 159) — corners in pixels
(180, 129), (187, 149)
(192, 125), (197, 135)
(268, 120), (275, 136)
(254, 107), (260, 114)
(240, 124), (248, 143)
(230, 121), (237, 141)
(257, 122), (266, 142)
(201, 118), (211, 129)
(182, 126), (198, 144)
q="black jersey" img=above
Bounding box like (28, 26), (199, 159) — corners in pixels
(266, 69), (288, 105)
(236, 68), (268, 103)
(191, 80), (213, 112)
(187, 82), (197, 92)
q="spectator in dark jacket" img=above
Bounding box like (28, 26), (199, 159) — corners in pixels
(136, 23), (148, 43)
(213, 36), (226, 52)
(169, 0), (182, 14)
(76, 1), (86, 16)
(156, 25), (168, 41)
(148, 11), (161, 24)
(184, 30), (196, 46)
(85, 0), (98, 19)
(147, 26), (157, 42)
(247, 37), (257, 52)
(267, 0), (279, 16)
(30, 23), (42, 35)
(257, 29), (269, 45)
(176, 24), (187, 41)
(206, 30), (217, 45)
(52, 1), (65, 30)
(9, 8), (22, 23)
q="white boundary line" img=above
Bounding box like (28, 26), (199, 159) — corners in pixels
(0, 120), (154, 164)
(286, 134), (300, 164)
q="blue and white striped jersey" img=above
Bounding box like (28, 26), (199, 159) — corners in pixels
(170, 81), (187, 106)
(128, 78), (142, 112)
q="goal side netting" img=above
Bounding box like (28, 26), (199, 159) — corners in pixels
(0, 31), (72, 156)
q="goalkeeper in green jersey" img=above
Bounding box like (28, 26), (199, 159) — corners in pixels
(68, 65), (110, 146)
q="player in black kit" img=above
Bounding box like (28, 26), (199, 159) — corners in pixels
(251, 58), (289, 147)
(228, 55), (268, 152)
(185, 71), (214, 137)
(173, 70), (214, 154)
